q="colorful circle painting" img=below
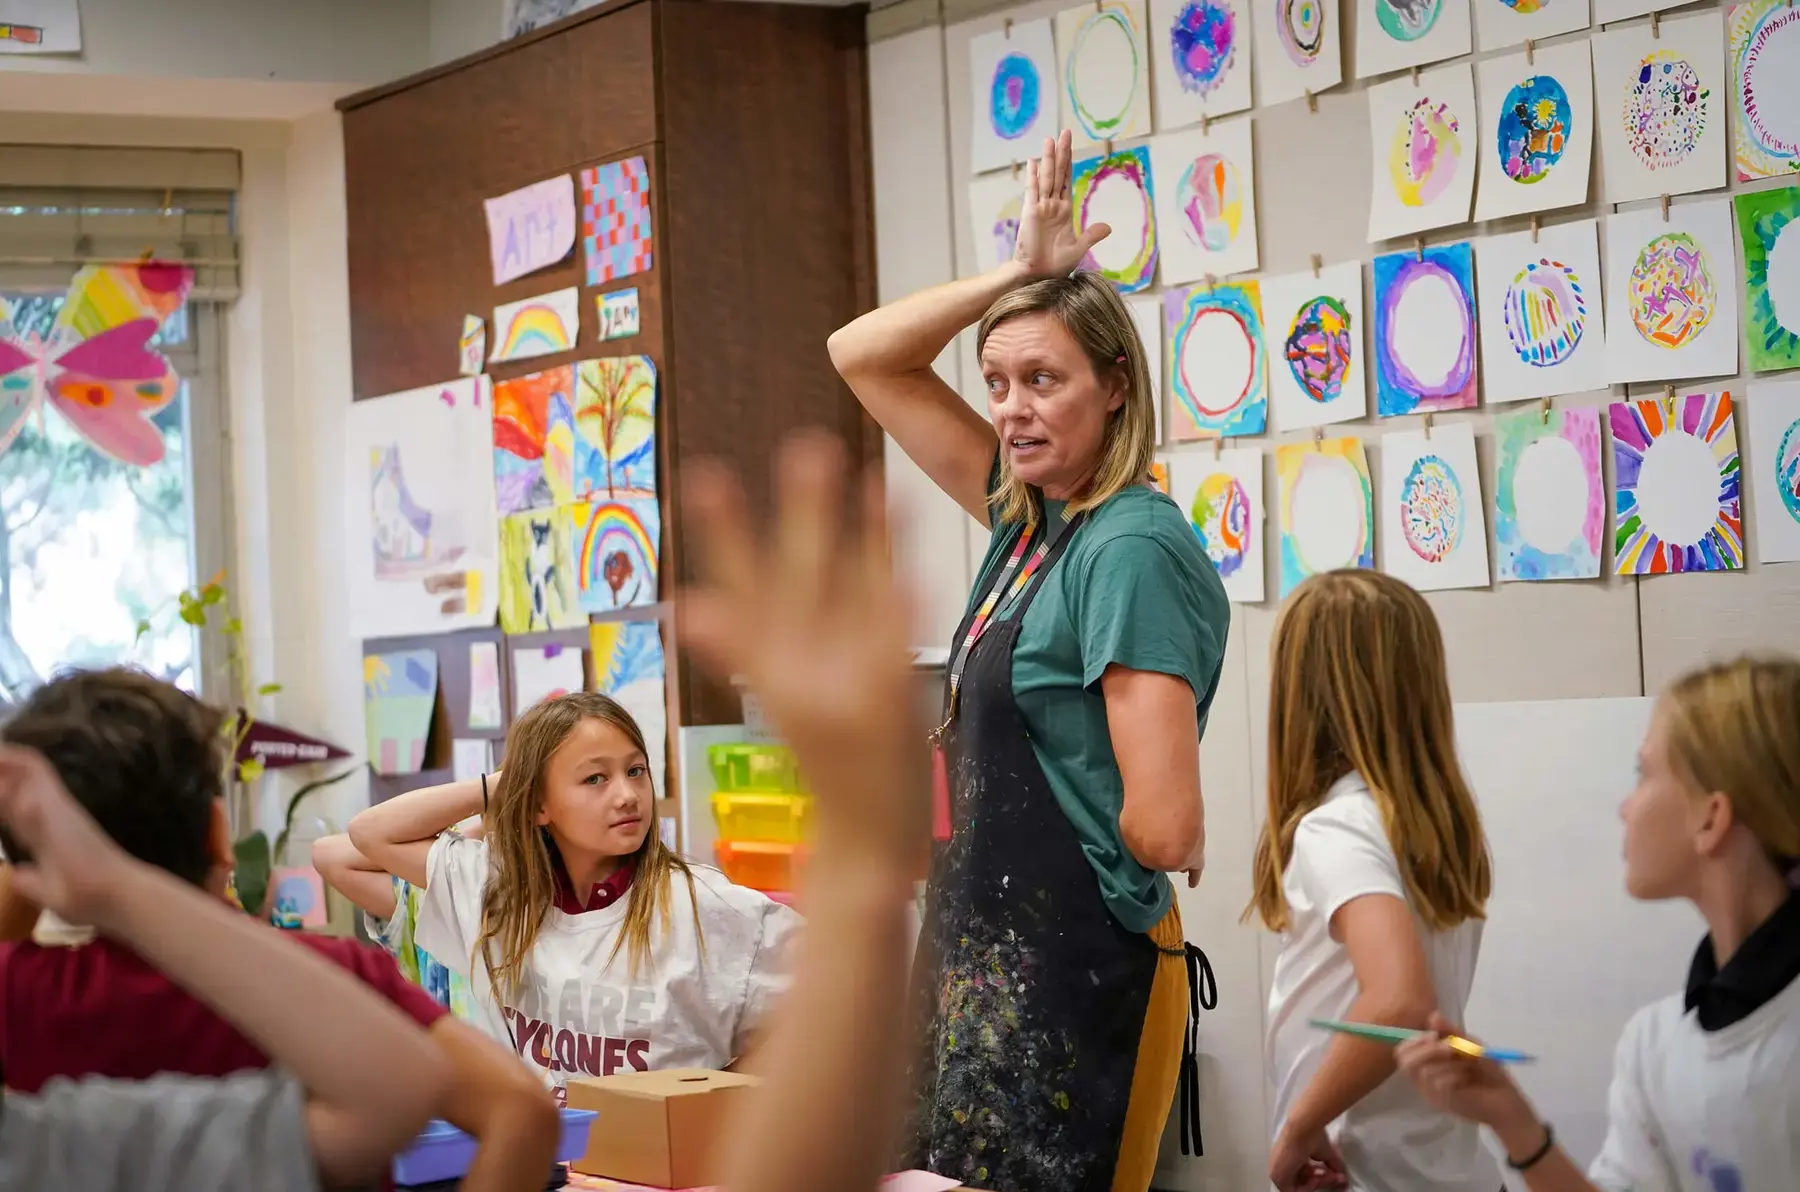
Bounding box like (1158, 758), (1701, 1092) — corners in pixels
(1497, 0), (1546, 10)
(1074, 149), (1158, 292)
(1376, 0), (1440, 42)
(1779, 418), (1800, 524)
(1625, 52), (1706, 172)
(988, 52), (1042, 141)
(1497, 75), (1571, 184)
(1400, 455), (1463, 563)
(1067, 7), (1143, 140)
(1285, 296), (1353, 403)
(1503, 259), (1587, 368)
(1276, 0), (1324, 68)
(1628, 232), (1716, 350)
(1171, 283), (1266, 436)
(1190, 472), (1252, 578)
(991, 194), (1023, 268)
(1176, 154), (1243, 251)
(1379, 256), (1475, 401)
(1389, 99), (1461, 208)
(1733, 5), (1800, 179)
(1168, 0), (1235, 97)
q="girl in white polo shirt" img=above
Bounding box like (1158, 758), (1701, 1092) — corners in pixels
(350, 691), (800, 1101)
(1400, 654), (1800, 1192)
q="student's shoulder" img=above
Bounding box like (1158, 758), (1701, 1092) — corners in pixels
(684, 865), (800, 926)
(291, 933), (448, 1026)
(1615, 991), (1692, 1063)
(1296, 776), (1387, 843)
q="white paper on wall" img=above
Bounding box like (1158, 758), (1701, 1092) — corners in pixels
(969, 18), (1061, 175)
(1056, 0), (1155, 148)
(0, 0), (80, 53)
(1366, 61), (1479, 242)
(1167, 447), (1266, 602)
(512, 644), (587, 713)
(968, 171), (1026, 277)
(1591, 12), (1728, 206)
(1744, 378), (1800, 565)
(1474, 219), (1609, 404)
(1474, 39), (1596, 223)
(1379, 423), (1491, 591)
(1147, 117), (1260, 283)
(1261, 261), (1369, 431)
(1252, 0), (1343, 107)
(1353, 0), (1472, 81)
(1149, 0), (1252, 130)
(1603, 198), (1740, 384)
(1593, 0), (1693, 24)
(1473, 0), (1590, 53)
(1127, 293), (1166, 443)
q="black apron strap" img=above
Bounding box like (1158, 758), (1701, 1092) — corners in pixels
(1176, 942), (1217, 1157)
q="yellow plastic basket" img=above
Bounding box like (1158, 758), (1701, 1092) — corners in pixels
(711, 792), (813, 845)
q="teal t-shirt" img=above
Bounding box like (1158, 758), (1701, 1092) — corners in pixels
(966, 479), (1230, 934)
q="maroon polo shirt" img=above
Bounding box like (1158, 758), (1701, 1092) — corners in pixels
(0, 930), (447, 1094)
(550, 855), (635, 915)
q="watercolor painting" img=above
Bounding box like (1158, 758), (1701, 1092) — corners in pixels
(1150, 0), (1251, 128)
(1372, 241), (1478, 417)
(1355, 0), (1471, 80)
(492, 366), (576, 515)
(1611, 389), (1744, 575)
(597, 288), (640, 341)
(346, 377), (500, 641)
(1366, 63), (1478, 241)
(1475, 40), (1595, 221)
(270, 869), (330, 931)
(1605, 200), (1740, 384)
(1594, 16), (1726, 204)
(1167, 447), (1264, 602)
(490, 287), (579, 364)
(1474, 0), (1591, 53)
(458, 315), (485, 376)
(1057, 0), (1154, 147)
(1632, 233), (1717, 350)
(574, 355), (658, 500)
(570, 497), (661, 612)
(1165, 279), (1269, 438)
(1380, 423), (1490, 590)
(498, 507), (583, 634)
(1261, 262), (1367, 430)
(1276, 437), (1374, 596)
(580, 156), (654, 286)
(1127, 293), (1165, 441)
(969, 19), (1058, 173)
(969, 172), (1026, 276)
(590, 619), (668, 800)
(468, 640), (503, 730)
(1730, 0), (1800, 181)
(512, 644), (587, 713)
(1150, 460), (1171, 493)
(1595, 0), (1701, 21)
(1252, 0), (1340, 107)
(1744, 378), (1800, 564)
(1072, 145), (1159, 292)
(1148, 118), (1258, 283)
(1494, 405), (1606, 582)
(363, 649), (439, 776)
(1475, 220), (1608, 404)
(484, 174), (576, 286)
(1735, 185), (1800, 372)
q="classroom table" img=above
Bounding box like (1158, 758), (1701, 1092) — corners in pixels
(562, 1172), (964, 1192)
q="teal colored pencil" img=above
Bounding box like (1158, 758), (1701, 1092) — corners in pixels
(1308, 1018), (1535, 1064)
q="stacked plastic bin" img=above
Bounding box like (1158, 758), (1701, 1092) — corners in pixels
(708, 743), (810, 896)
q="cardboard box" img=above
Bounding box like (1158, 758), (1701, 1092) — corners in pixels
(565, 1068), (760, 1188)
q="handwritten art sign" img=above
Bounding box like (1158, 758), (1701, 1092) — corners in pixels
(0, 0), (81, 53)
(485, 175), (578, 285)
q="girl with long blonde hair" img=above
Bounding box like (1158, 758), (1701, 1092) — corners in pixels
(351, 691), (799, 1100)
(1250, 569), (1498, 1192)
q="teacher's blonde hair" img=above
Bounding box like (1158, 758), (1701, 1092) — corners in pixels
(978, 270), (1156, 529)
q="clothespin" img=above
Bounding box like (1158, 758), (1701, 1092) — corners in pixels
(160, 188), (174, 213)
(1530, 215), (1540, 244)
(1094, 0), (1103, 13)
(1660, 194), (1672, 222)
(1650, 11), (1661, 39)
(1012, 159), (1023, 179)
(1104, 138), (1115, 156)
(1411, 65), (1421, 86)
(1524, 38), (1535, 67)
(1003, 16), (1013, 37)
(1205, 272), (1218, 291)
(1423, 412), (1434, 440)
(1310, 253), (1323, 279)
(1213, 435), (1224, 459)
(1539, 396), (1552, 425)
(1305, 89), (1318, 113)
(1415, 237), (1426, 262)
(1201, 111), (1212, 135)
(1312, 427), (1325, 449)
(1664, 384), (1675, 403)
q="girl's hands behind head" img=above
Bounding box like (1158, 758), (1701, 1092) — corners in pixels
(1013, 129), (1112, 281)
(682, 433), (927, 874)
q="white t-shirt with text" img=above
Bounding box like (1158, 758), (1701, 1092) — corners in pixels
(1265, 774), (1501, 1192)
(417, 833), (802, 1096)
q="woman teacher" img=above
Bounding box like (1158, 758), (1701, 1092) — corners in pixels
(828, 130), (1229, 1192)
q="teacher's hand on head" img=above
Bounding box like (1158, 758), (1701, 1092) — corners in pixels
(1014, 129), (1112, 281)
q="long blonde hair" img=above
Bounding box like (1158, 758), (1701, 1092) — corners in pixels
(1247, 570), (1492, 933)
(978, 270), (1156, 529)
(473, 692), (700, 999)
(1660, 655), (1800, 873)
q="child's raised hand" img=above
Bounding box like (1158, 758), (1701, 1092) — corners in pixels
(682, 432), (926, 867)
(0, 745), (135, 927)
(1395, 1013), (1531, 1130)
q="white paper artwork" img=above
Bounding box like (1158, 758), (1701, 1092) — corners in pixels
(1168, 447), (1266, 602)
(1475, 219), (1609, 404)
(0, 0), (80, 53)
(345, 376), (501, 640)
(1127, 293), (1166, 443)
(1252, 0), (1343, 107)
(1474, 0), (1590, 53)
(1591, 13), (1728, 206)
(1354, 0), (1473, 81)
(1147, 118), (1260, 283)
(1592, 0), (1692, 24)
(1474, 39), (1596, 222)
(452, 739), (494, 783)
(969, 18), (1060, 174)
(1056, 0), (1155, 148)
(1261, 261), (1369, 431)
(1380, 423), (1491, 591)
(968, 172), (1025, 276)
(1603, 198), (1741, 385)
(1149, 0), (1252, 130)
(512, 645), (587, 713)
(1744, 378), (1800, 565)
(1366, 62), (1479, 242)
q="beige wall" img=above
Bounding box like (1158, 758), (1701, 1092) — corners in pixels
(868, 1), (1800, 1186)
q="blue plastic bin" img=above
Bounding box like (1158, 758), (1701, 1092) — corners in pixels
(394, 1107), (598, 1187)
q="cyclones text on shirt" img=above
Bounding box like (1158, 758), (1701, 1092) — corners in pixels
(500, 974), (657, 1101)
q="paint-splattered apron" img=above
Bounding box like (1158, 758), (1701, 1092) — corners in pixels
(903, 513), (1167, 1192)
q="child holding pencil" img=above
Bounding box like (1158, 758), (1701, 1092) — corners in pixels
(1249, 571), (1501, 1192)
(1399, 655), (1800, 1192)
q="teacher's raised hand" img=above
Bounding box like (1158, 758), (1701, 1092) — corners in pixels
(1014, 129), (1112, 281)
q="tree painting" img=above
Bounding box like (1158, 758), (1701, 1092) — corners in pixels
(574, 356), (658, 501)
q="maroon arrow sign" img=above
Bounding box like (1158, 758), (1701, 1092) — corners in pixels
(235, 716), (352, 770)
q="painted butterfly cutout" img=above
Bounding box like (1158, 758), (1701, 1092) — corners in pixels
(0, 261), (196, 466)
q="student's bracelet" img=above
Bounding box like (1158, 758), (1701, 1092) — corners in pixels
(1506, 1123), (1556, 1172)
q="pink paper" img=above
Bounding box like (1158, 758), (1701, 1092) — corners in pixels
(485, 175), (577, 285)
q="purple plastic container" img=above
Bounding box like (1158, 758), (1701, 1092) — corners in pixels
(393, 1107), (598, 1187)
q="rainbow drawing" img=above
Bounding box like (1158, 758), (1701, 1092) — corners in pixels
(490, 287), (579, 364)
(573, 497), (661, 612)
(1611, 389), (1743, 576)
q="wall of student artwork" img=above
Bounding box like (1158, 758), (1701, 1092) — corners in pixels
(868, 2), (1800, 1185)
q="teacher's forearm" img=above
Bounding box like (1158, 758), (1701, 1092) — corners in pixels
(1119, 796), (1202, 873)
